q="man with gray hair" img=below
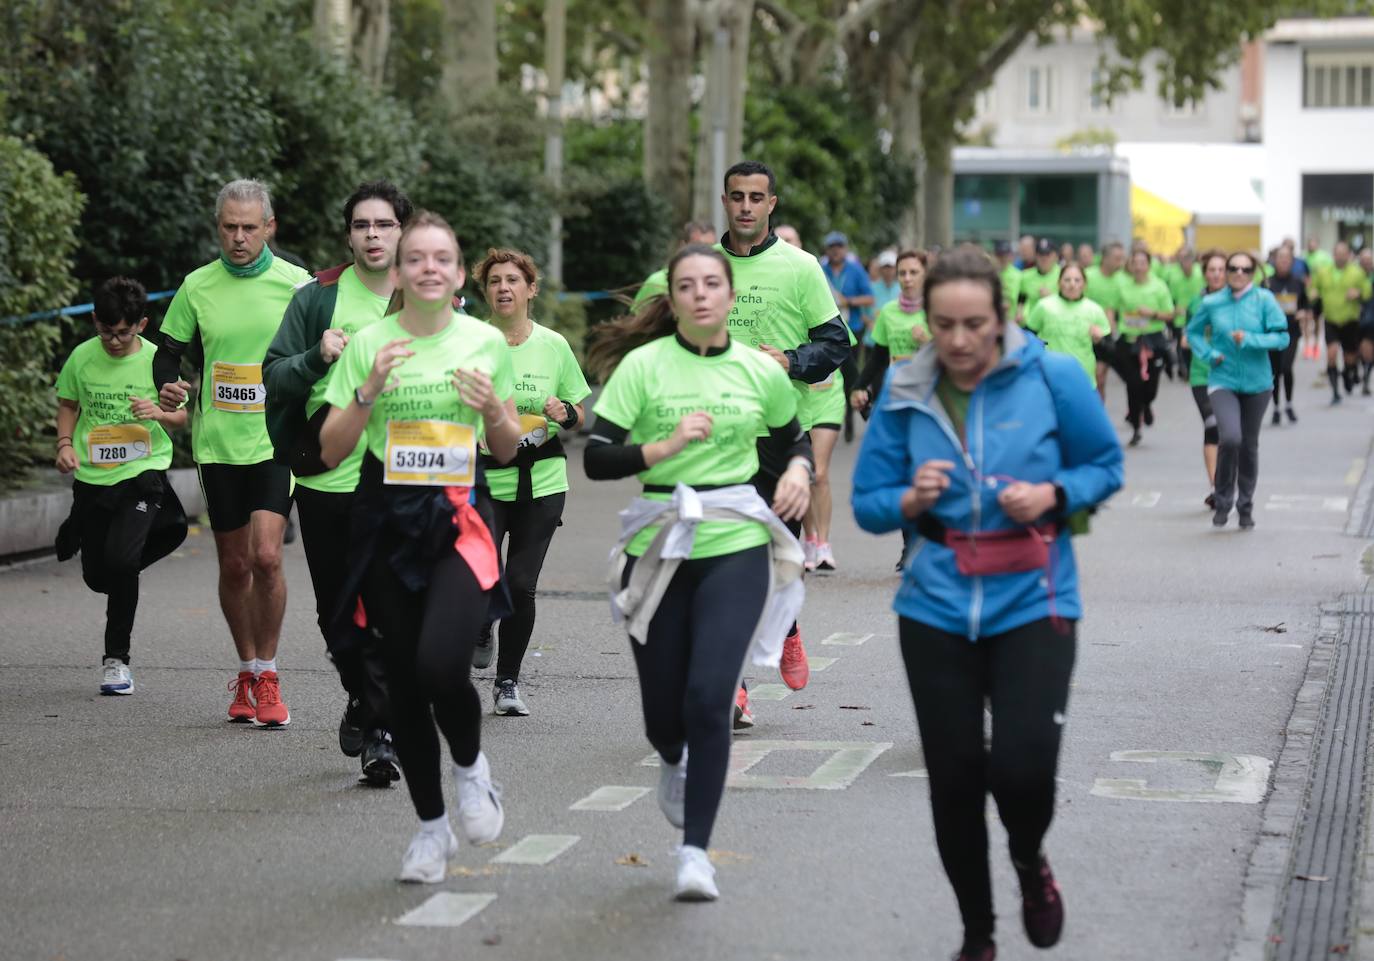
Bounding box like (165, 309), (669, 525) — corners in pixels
(154, 178), (309, 728)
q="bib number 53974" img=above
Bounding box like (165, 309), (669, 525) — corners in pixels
(384, 419), (477, 486)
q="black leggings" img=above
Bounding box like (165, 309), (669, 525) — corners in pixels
(360, 539), (491, 820)
(1269, 319), (1301, 406)
(1112, 337), (1163, 429)
(296, 486), (389, 729)
(1191, 385), (1219, 446)
(899, 617), (1077, 943)
(76, 485), (158, 662)
(480, 492), (565, 682)
(624, 545), (770, 849)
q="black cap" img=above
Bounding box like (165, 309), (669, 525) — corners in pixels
(994, 240), (1013, 255)
(1035, 238), (1056, 256)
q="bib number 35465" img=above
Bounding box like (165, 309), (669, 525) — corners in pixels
(211, 362), (266, 413)
(385, 419), (477, 486)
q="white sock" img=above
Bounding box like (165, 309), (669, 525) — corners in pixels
(255, 657), (277, 677)
(239, 659), (255, 676)
(455, 752), (486, 780)
(418, 813), (449, 836)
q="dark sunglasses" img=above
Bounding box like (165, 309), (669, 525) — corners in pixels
(1226, 264), (1255, 275)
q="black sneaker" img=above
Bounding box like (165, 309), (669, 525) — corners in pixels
(1017, 855), (1065, 948)
(1213, 508), (1229, 528)
(472, 631), (495, 671)
(1286, 406), (1298, 423)
(339, 697), (366, 758)
(1272, 409), (1282, 426)
(361, 729), (401, 786)
(1238, 511), (1255, 530)
(1143, 405), (1154, 427)
(1128, 430), (1142, 447)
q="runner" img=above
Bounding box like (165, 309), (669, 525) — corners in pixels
(1310, 242), (1372, 404)
(715, 160), (849, 715)
(154, 179), (309, 727)
(852, 245), (1123, 961)
(1016, 238), (1061, 322)
(1181, 251), (1228, 508)
(1165, 246), (1204, 381)
(775, 224), (803, 249)
(850, 249), (930, 411)
(1358, 248), (1374, 393)
(263, 179), (410, 782)
(55, 277), (189, 695)
(631, 221), (717, 312)
(470, 247), (591, 716)
(1024, 262), (1108, 382)
(1075, 243), (1096, 271)
(1187, 251), (1290, 530)
(993, 241), (1021, 319)
(583, 243), (812, 901)
(318, 211), (517, 882)
(1111, 248), (1175, 446)
(1084, 242), (1125, 401)
(1263, 246), (1307, 423)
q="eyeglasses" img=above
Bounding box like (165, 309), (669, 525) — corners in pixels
(1226, 264), (1256, 275)
(350, 220), (400, 233)
(94, 324), (138, 341)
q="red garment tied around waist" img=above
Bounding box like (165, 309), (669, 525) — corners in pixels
(444, 486), (500, 590)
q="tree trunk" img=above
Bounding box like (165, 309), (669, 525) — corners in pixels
(354, 0), (390, 90)
(545, 0), (566, 285)
(440, 0), (497, 110)
(891, 59), (925, 248)
(312, 0), (352, 65)
(724, 0), (754, 164)
(691, 0), (752, 228)
(644, 0), (695, 228)
(923, 139), (954, 248)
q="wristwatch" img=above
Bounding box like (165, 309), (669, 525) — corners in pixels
(354, 387), (375, 407)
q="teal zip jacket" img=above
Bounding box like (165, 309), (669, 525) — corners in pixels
(1185, 286), (1290, 395)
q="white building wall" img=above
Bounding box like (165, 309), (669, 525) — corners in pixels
(969, 30), (1243, 149)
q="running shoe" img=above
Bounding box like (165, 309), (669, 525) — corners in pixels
(802, 536), (818, 572)
(953, 941), (997, 961)
(1017, 854), (1065, 948)
(1128, 430), (1142, 447)
(657, 749), (687, 829)
(472, 630), (495, 670)
(1272, 409), (1281, 426)
(493, 679), (530, 716)
(1143, 405), (1154, 426)
(674, 845), (719, 901)
(252, 671), (290, 728)
(227, 670), (255, 723)
(779, 626), (809, 691)
(100, 657), (133, 695)
(1212, 508), (1229, 528)
(1287, 406), (1298, 423)
(361, 729), (401, 787)
(1204, 492), (1217, 510)
(455, 752), (504, 844)
(339, 696), (366, 757)
(1364, 381), (1371, 397)
(398, 823), (459, 883)
(732, 685), (755, 730)
(1238, 511), (1255, 531)
(815, 542), (837, 572)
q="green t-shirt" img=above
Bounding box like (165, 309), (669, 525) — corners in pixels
(296, 267), (392, 494)
(323, 311), (514, 484)
(1165, 264), (1204, 325)
(999, 263), (1022, 315)
(1025, 295), (1105, 380)
(1018, 266), (1061, 311)
(160, 255), (309, 465)
(1115, 274), (1174, 338)
(872, 300), (928, 362)
(55, 336), (174, 486)
(717, 236), (838, 430)
(1185, 291), (1220, 386)
(1306, 249), (1335, 276)
(485, 322), (592, 502)
(1312, 263), (1372, 325)
(1083, 266), (1122, 315)
(631, 268), (668, 312)
(593, 335), (797, 559)
(935, 375), (971, 444)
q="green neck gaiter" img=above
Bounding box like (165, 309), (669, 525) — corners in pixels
(219, 245), (274, 278)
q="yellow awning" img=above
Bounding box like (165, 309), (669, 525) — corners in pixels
(1131, 185), (1192, 253)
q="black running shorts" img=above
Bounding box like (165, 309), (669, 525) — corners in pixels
(198, 461), (293, 532)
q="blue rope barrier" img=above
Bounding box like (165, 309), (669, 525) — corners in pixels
(0, 290), (178, 328)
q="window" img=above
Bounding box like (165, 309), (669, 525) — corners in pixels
(1304, 50), (1374, 108)
(1086, 67), (1110, 114)
(1025, 65), (1055, 115)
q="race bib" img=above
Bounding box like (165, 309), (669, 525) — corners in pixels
(87, 423), (152, 468)
(1122, 312), (1147, 329)
(517, 413), (551, 450)
(211, 362), (266, 413)
(1276, 292), (1298, 315)
(809, 370), (838, 391)
(891, 352), (913, 364)
(384, 419), (476, 486)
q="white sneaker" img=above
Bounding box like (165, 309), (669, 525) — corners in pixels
(674, 845), (718, 901)
(802, 537), (818, 572)
(398, 824), (459, 883)
(815, 542), (837, 572)
(455, 752), (505, 844)
(657, 749), (687, 829)
(100, 657), (133, 695)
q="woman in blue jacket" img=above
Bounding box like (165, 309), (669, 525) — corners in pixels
(1186, 251), (1290, 530)
(851, 246), (1123, 961)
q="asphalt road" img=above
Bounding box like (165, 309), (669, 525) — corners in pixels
(2, 352), (1371, 961)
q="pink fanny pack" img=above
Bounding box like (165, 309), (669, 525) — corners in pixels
(943, 523), (1056, 577)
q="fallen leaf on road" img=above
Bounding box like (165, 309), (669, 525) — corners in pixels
(708, 850), (752, 865)
(861, 721), (876, 727)
(615, 853), (649, 867)
(1295, 874), (1330, 882)
(1261, 623), (1288, 634)
(450, 865), (498, 877)
(792, 704), (815, 710)
(839, 705), (871, 711)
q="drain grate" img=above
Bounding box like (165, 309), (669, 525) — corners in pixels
(1274, 595), (1374, 958)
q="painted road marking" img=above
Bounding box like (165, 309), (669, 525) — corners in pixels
(491, 834), (580, 866)
(807, 656), (837, 672)
(1348, 458), (1365, 486)
(1129, 491), (1162, 508)
(1265, 494), (1349, 513)
(1089, 751), (1272, 803)
(570, 786), (650, 811)
(726, 739), (892, 790)
(395, 892), (497, 927)
(749, 683), (793, 701)
(822, 632), (873, 646)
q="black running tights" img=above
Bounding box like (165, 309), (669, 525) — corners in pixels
(480, 492), (565, 682)
(624, 545), (769, 849)
(76, 483), (158, 663)
(361, 541), (490, 820)
(899, 617), (1077, 943)
(1112, 338), (1162, 429)
(1269, 319), (1301, 406)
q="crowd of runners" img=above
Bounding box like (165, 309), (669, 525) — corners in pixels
(48, 159), (1372, 960)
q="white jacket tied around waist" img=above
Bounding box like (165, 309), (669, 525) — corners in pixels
(607, 483), (806, 667)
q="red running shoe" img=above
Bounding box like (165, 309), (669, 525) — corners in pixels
(732, 685), (754, 730)
(1019, 855), (1064, 948)
(227, 671), (255, 723)
(779, 626), (810, 691)
(252, 671), (291, 728)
